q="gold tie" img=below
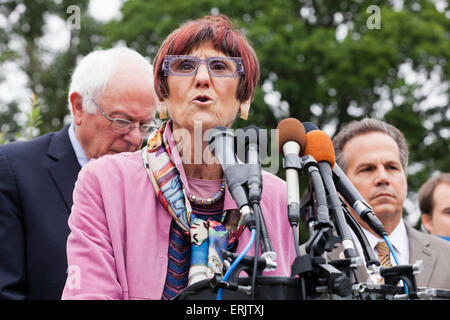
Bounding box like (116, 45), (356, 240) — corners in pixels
(375, 241), (392, 267)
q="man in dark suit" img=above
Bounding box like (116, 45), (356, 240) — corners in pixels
(332, 118), (450, 290)
(0, 47), (157, 299)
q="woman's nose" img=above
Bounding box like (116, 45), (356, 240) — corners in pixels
(194, 63), (211, 88)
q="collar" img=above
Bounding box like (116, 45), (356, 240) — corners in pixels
(363, 218), (409, 265)
(68, 123), (89, 168)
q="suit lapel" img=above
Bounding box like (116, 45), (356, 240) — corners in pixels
(46, 125), (81, 212)
(326, 224), (439, 287)
(406, 224), (436, 287)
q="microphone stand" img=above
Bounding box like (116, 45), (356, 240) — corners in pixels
(341, 200), (380, 270)
(207, 127), (276, 299)
(281, 149), (302, 255)
(287, 155), (353, 299)
(246, 152), (276, 298)
(246, 162), (275, 266)
(246, 161), (263, 300)
(341, 201), (424, 299)
(281, 149), (306, 298)
(251, 202), (260, 300)
(213, 162), (274, 299)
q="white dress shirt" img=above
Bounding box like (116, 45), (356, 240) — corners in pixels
(350, 218), (410, 266)
(68, 123), (89, 168)
(364, 219), (409, 265)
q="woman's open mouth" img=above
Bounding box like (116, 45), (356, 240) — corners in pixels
(192, 95), (213, 105)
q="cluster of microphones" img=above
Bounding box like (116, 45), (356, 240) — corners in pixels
(208, 118), (388, 275)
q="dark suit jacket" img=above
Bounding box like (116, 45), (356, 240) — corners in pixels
(0, 125), (81, 299)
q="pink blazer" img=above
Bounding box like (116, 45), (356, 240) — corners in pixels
(62, 130), (296, 300)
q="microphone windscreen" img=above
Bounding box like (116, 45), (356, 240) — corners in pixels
(276, 118), (306, 155)
(303, 122), (319, 133)
(304, 130), (336, 167)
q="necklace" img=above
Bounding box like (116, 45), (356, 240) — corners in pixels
(189, 182), (226, 206)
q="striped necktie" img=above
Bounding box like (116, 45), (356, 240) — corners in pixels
(375, 241), (392, 267)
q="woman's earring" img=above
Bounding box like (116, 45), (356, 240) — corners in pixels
(158, 101), (168, 120)
(239, 101), (250, 120)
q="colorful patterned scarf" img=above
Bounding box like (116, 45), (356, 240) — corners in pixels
(142, 121), (245, 286)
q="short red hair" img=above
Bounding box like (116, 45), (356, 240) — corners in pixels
(153, 15), (260, 103)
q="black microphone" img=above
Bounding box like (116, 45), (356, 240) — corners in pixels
(242, 125), (263, 203)
(242, 125), (277, 271)
(333, 165), (387, 237)
(208, 127), (254, 229)
(303, 129), (357, 260)
(303, 122), (387, 238)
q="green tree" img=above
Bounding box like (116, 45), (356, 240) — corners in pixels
(104, 0), (449, 224)
(0, 0), (103, 138)
(1, 0), (448, 226)
(0, 93), (43, 144)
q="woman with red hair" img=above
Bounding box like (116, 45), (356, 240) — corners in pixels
(62, 15), (296, 300)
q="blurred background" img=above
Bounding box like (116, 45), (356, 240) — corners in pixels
(0, 0), (449, 229)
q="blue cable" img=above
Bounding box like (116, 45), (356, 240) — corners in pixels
(216, 229), (257, 300)
(382, 235), (409, 296)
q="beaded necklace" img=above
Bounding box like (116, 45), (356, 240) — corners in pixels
(188, 182), (226, 206)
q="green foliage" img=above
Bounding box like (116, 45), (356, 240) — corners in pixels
(23, 94), (43, 140)
(102, 0), (449, 224)
(1, 0), (448, 226)
(0, 0), (103, 135)
(0, 94), (43, 144)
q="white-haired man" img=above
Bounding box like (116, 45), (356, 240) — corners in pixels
(0, 47), (157, 299)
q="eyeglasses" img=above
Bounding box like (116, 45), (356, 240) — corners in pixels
(91, 98), (157, 138)
(163, 55), (245, 78)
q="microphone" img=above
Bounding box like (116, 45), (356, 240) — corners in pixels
(333, 165), (387, 237)
(277, 118), (306, 257)
(303, 129), (357, 260)
(208, 127), (254, 228)
(210, 126), (277, 272)
(303, 122), (387, 238)
(208, 127), (237, 170)
(242, 125), (277, 271)
(277, 118), (306, 230)
(243, 125), (261, 164)
(242, 125), (263, 203)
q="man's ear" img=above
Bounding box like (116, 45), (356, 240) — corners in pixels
(421, 214), (432, 233)
(70, 92), (84, 126)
